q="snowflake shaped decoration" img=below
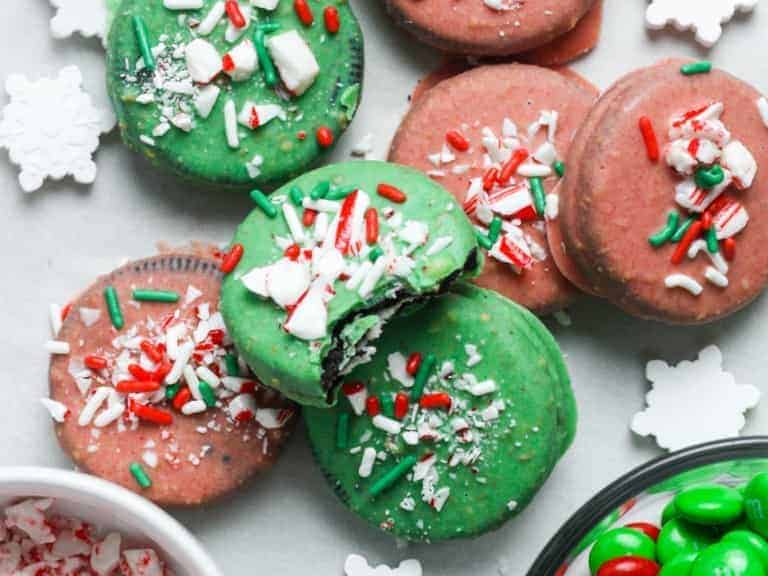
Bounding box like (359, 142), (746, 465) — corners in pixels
(646, 0), (759, 47)
(49, 0), (111, 43)
(344, 555), (422, 576)
(632, 345), (760, 451)
(0, 66), (115, 193)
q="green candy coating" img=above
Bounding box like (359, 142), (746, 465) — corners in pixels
(691, 542), (766, 576)
(107, 0), (364, 189)
(746, 473), (768, 538)
(589, 528), (657, 574)
(659, 552), (699, 576)
(304, 284), (576, 541)
(657, 519), (717, 565)
(663, 500), (681, 524)
(675, 484), (745, 526)
(222, 161), (480, 407)
(723, 531), (768, 571)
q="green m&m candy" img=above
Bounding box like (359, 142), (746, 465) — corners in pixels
(675, 484), (745, 526)
(724, 531), (768, 571)
(657, 518), (717, 564)
(659, 552), (699, 576)
(588, 527), (657, 574)
(663, 500), (680, 524)
(691, 541), (766, 576)
(746, 473), (768, 538)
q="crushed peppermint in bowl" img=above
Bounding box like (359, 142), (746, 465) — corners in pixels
(0, 467), (222, 576)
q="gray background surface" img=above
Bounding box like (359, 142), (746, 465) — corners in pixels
(1, 1), (768, 574)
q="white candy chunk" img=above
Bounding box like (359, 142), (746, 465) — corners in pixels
(196, 1), (225, 36)
(194, 84), (220, 119)
(721, 140), (757, 189)
(468, 379), (497, 396)
(122, 550), (164, 576)
(240, 266), (269, 299)
(487, 182), (533, 217)
(387, 352), (414, 387)
(533, 141), (557, 166)
(228, 393), (257, 421)
(223, 39), (258, 82)
(80, 307), (101, 327)
(224, 99), (239, 148)
(184, 39), (221, 83)
(163, 0), (204, 9)
(255, 408), (291, 429)
(358, 255), (387, 298)
(674, 172), (732, 213)
(5, 499), (55, 544)
(0, 542), (20, 574)
(489, 233), (533, 273)
(91, 533), (121, 576)
(266, 30), (320, 96)
(237, 101), (285, 129)
(398, 221), (429, 246)
(284, 285), (327, 340)
(40, 398), (69, 422)
(266, 259), (311, 308)
(314, 248), (345, 282)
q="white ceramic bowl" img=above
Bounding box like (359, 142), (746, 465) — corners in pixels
(0, 466), (223, 576)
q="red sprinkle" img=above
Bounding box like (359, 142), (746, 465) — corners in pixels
(377, 183), (407, 204)
(316, 125), (334, 148)
(61, 302), (73, 321)
(284, 244), (301, 260)
(701, 211), (713, 230)
(84, 355), (108, 371)
(140, 340), (164, 364)
(499, 148), (529, 183)
(723, 237), (736, 261)
(671, 220), (703, 265)
(364, 208), (379, 245)
(323, 6), (340, 33)
(116, 380), (161, 394)
(221, 243), (244, 274)
(625, 522), (661, 542)
(342, 381), (365, 396)
(297, 130), (307, 140)
(419, 392), (452, 410)
(208, 329), (224, 345)
(638, 116), (660, 162)
(130, 400), (173, 425)
(445, 129), (470, 152)
(172, 387), (192, 411)
(482, 167), (499, 192)
(405, 352), (422, 376)
(365, 396), (381, 417)
(294, 0), (314, 25)
(225, 0), (247, 28)
(303, 208), (318, 227)
(128, 364), (153, 381)
(152, 360), (172, 383)
(394, 392), (410, 420)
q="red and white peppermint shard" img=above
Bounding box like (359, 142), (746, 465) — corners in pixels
(342, 381), (368, 415)
(489, 233), (533, 273)
(284, 282), (328, 340)
(486, 181), (537, 221)
(228, 393), (256, 421)
(721, 140), (757, 190)
(238, 102), (285, 129)
(709, 196), (749, 240)
(332, 189), (370, 256)
(184, 39), (221, 84)
(674, 172), (732, 213)
(222, 39), (258, 82)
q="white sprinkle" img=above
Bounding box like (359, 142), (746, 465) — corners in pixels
(426, 236), (453, 256)
(93, 400), (124, 428)
(182, 400), (208, 415)
(49, 304), (62, 336)
(139, 135), (155, 147)
(78, 387), (111, 427)
(351, 133), (374, 158)
(468, 379), (497, 396)
(45, 340), (70, 355)
(358, 447), (377, 478)
(533, 141), (557, 166)
(664, 273), (703, 296)
(224, 99), (239, 149)
(507, 500), (519, 511)
(196, 365), (220, 388)
(166, 341), (195, 385)
(40, 398), (68, 423)
(517, 162), (552, 178)
(705, 266), (729, 288)
(372, 415), (402, 435)
(183, 364), (203, 401)
(302, 197), (340, 212)
(196, 1), (226, 36)
(282, 203), (305, 244)
(163, 0), (204, 9)
(346, 260), (372, 291)
(358, 256), (387, 298)
(545, 193), (559, 220)
(758, 97), (768, 129)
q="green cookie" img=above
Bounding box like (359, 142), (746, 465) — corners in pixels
(107, 0), (363, 189)
(304, 284), (577, 541)
(221, 161), (480, 406)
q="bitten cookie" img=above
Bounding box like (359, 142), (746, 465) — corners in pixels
(304, 283), (576, 541)
(220, 161), (480, 407)
(555, 60), (768, 324)
(47, 254), (296, 506)
(390, 64), (598, 314)
(107, 0), (364, 189)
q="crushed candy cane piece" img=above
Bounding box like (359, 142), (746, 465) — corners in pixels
(344, 554), (423, 576)
(645, 0), (758, 47)
(40, 398), (69, 422)
(185, 39), (221, 84)
(223, 39), (258, 82)
(631, 345), (760, 451)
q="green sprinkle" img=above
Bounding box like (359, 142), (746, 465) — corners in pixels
(165, 383), (180, 401)
(132, 289), (179, 303)
(225, 354), (240, 377)
(707, 226), (719, 253)
(254, 28), (278, 87)
(648, 211), (680, 248)
(672, 216), (696, 243)
(289, 186), (304, 206)
(340, 84), (361, 121)
(336, 413), (350, 449)
(694, 164), (725, 190)
(326, 185), (357, 201)
(132, 16), (155, 72)
(476, 231), (493, 250)
(129, 462), (152, 489)
(381, 394), (394, 418)
(104, 286), (124, 330)
(554, 161), (566, 177)
(411, 353), (436, 402)
(250, 189), (278, 218)
(530, 177), (546, 216)
(368, 455), (418, 498)
(198, 381), (217, 408)
(488, 217), (503, 243)
(681, 61), (712, 76)
(368, 246), (384, 262)
(310, 181), (331, 200)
